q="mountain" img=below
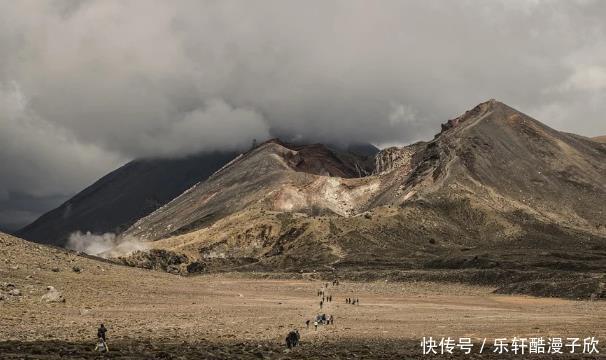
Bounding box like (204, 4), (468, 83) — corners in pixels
(125, 139), (377, 241)
(16, 152), (238, 247)
(122, 100), (606, 274)
(593, 135), (606, 143)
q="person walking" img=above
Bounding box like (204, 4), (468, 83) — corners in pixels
(285, 332), (293, 349)
(305, 319), (310, 329)
(97, 324), (107, 341)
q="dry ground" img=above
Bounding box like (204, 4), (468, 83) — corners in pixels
(1, 233), (605, 358)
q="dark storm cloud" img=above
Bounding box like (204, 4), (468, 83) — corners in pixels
(1, 0), (605, 229)
(0, 192), (68, 232)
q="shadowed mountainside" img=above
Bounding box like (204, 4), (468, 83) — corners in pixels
(16, 152), (238, 247)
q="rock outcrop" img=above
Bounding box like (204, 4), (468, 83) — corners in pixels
(373, 144), (423, 175)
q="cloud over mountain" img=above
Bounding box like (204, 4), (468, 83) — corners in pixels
(1, 0), (605, 229)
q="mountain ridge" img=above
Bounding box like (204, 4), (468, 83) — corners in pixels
(15, 99), (606, 277)
(120, 100), (606, 274)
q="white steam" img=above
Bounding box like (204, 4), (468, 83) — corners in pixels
(67, 231), (148, 258)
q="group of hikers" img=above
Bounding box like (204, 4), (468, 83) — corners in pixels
(318, 284), (334, 309)
(285, 279), (355, 349)
(305, 313), (334, 330)
(320, 296), (333, 309)
(93, 279), (361, 352)
(346, 298), (359, 305)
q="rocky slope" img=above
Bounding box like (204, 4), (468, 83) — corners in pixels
(124, 140), (376, 241)
(17, 152), (237, 246)
(120, 100), (606, 275)
(372, 143), (425, 175)
(593, 135), (606, 143)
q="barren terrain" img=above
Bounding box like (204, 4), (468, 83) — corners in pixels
(2, 233), (605, 358)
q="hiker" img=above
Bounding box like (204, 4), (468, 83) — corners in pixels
(285, 333), (292, 349)
(314, 320), (318, 330)
(286, 330), (300, 348)
(97, 324), (107, 341)
(305, 319), (310, 329)
(320, 300), (323, 309)
(330, 315), (334, 325)
(94, 337), (109, 353)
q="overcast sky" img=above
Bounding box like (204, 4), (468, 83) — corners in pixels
(1, 0), (605, 231)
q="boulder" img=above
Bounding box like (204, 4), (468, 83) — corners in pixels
(8, 288), (21, 296)
(41, 286), (66, 303)
(166, 264), (181, 275)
